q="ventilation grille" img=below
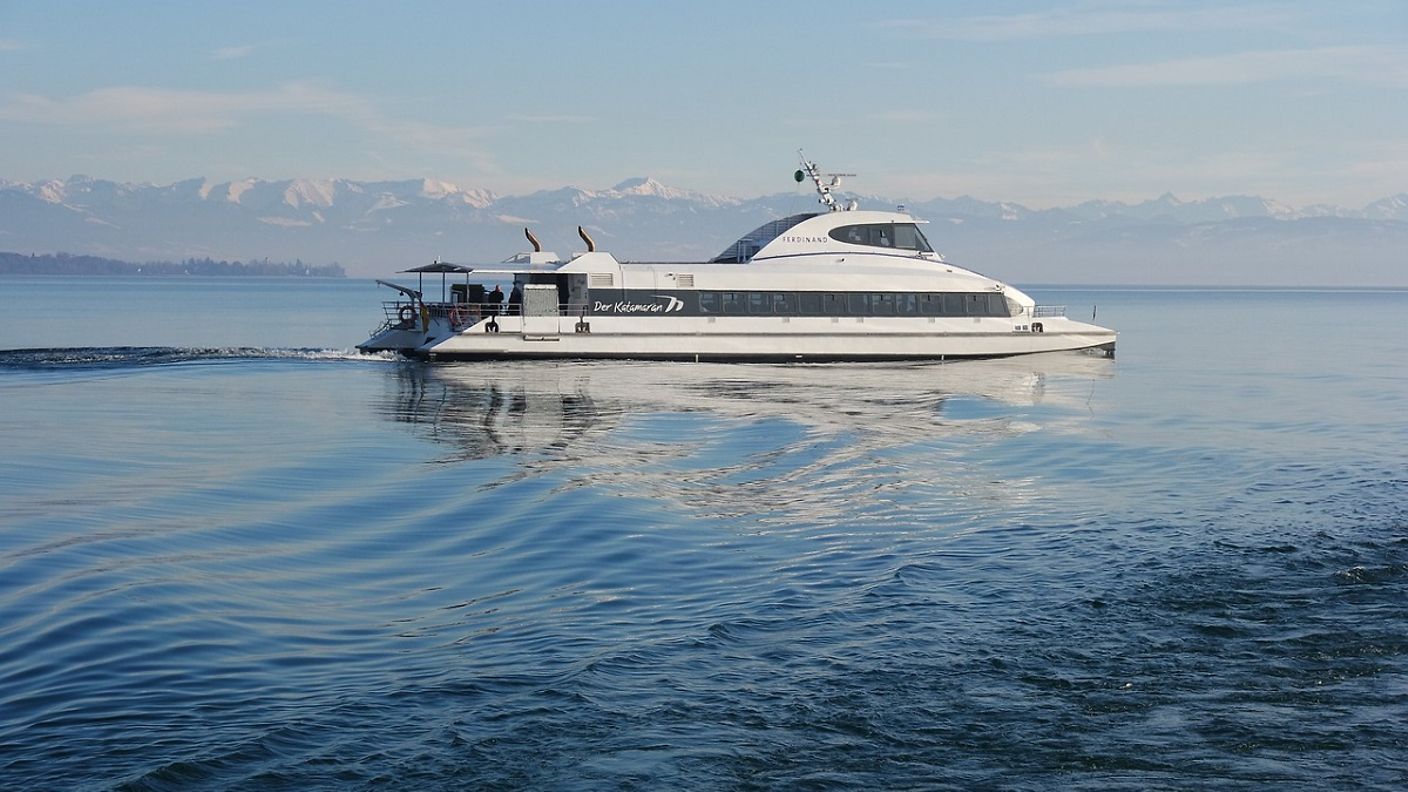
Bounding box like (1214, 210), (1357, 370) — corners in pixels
(675, 274), (694, 287)
(589, 273), (614, 287)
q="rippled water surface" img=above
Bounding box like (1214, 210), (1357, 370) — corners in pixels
(1, 279), (1406, 790)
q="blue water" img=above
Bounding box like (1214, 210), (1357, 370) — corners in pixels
(1, 278), (1406, 790)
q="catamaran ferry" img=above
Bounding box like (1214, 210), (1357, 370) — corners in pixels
(358, 155), (1116, 361)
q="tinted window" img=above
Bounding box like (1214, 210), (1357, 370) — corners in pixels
(828, 223), (933, 252)
(872, 293), (895, 315)
(699, 292), (719, 313)
(848, 293), (868, 314)
(943, 293), (964, 316)
(898, 293), (919, 315)
(824, 293), (845, 315)
(830, 225), (869, 245)
(722, 292), (743, 314)
(772, 292), (793, 313)
(893, 224), (933, 252)
(800, 292), (821, 314)
(748, 292), (769, 314)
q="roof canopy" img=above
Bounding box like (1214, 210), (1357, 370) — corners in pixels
(710, 213), (818, 263)
(400, 262), (474, 274)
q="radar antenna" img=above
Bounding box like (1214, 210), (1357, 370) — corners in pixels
(795, 150), (857, 212)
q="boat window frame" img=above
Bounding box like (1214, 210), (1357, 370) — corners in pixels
(587, 288), (1010, 318)
(827, 222), (933, 252)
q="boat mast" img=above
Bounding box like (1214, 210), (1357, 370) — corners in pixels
(796, 150), (857, 212)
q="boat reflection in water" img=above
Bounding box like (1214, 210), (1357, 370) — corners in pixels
(378, 355), (1115, 529)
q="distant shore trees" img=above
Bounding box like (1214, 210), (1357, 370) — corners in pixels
(0, 251), (345, 277)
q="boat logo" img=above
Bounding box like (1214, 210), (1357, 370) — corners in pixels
(592, 295), (685, 314)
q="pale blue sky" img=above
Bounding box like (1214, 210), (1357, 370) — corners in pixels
(1, 0), (1404, 207)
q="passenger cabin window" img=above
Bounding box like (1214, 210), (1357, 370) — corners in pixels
(828, 223), (933, 252)
(593, 289), (1010, 318)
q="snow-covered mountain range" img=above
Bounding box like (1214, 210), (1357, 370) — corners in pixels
(2, 174), (1404, 284)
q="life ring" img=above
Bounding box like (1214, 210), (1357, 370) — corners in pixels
(397, 304), (415, 324)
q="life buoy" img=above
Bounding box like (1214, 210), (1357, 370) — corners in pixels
(397, 304), (415, 324)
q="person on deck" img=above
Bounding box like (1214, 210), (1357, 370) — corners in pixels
(488, 285), (504, 315)
(507, 284), (523, 315)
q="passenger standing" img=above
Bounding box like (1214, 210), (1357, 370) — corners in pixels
(488, 285), (504, 315)
(508, 284), (523, 315)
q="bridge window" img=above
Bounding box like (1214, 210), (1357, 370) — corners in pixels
(828, 223), (933, 252)
(893, 224), (931, 251)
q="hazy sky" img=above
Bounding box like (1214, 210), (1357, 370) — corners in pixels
(1, 0), (1404, 207)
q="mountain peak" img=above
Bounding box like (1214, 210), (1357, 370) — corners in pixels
(283, 178), (337, 209)
(609, 176), (675, 197)
(614, 175), (665, 189)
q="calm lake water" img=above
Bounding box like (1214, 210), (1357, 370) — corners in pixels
(1, 277), (1406, 790)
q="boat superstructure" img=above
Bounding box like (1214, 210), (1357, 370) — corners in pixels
(359, 154), (1116, 361)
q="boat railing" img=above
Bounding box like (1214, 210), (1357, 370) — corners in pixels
(1033, 305), (1067, 318)
(377, 299), (582, 332)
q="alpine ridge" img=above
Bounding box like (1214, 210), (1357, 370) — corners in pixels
(2, 175), (1404, 285)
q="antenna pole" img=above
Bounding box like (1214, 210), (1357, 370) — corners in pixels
(797, 149), (839, 211)
(796, 150), (857, 212)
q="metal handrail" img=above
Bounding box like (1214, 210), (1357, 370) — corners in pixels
(1033, 305), (1067, 318)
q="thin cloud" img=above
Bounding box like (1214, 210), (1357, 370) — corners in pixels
(0, 82), (360, 132)
(879, 3), (1300, 41)
(0, 38), (28, 52)
(870, 110), (939, 123)
(0, 81), (497, 167)
(1041, 46), (1408, 87)
(882, 139), (1308, 207)
(212, 44), (255, 61)
(506, 114), (594, 124)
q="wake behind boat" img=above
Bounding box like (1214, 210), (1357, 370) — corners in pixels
(358, 154), (1116, 361)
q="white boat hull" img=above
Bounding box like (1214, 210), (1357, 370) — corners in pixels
(401, 315), (1115, 361)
